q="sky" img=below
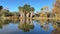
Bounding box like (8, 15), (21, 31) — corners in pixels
(0, 0), (55, 12)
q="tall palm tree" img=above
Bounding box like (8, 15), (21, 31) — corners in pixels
(0, 6), (3, 11)
(41, 8), (43, 10)
(0, 6), (3, 16)
(40, 6), (50, 18)
(18, 4), (35, 18)
(30, 7), (35, 18)
(18, 6), (24, 18)
(23, 4), (30, 18)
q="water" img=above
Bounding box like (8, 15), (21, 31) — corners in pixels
(0, 19), (60, 34)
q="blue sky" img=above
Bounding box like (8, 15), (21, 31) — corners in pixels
(0, 0), (55, 12)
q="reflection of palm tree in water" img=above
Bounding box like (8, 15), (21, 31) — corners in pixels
(0, 23), (3, 29)
(0, 20), (11, 29)
(40, 23), (49, 31)
(39, 19), (50, 31)
(18, 19), (34, 32)
(0, 19), (19, 29)
(51, 21), (60, 34)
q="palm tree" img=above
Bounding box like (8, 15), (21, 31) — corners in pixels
(18, 6), (24, 18)
(30, 7), (35, 18)
(40, 6), (50, 18)
(23, 4), (30, 18)
(1, 9), (9, 17)
(0, 6), (3, 16)
(41, 8), (43, 10)
(18, 4), (35, 18)
(0, 6), (3, 11)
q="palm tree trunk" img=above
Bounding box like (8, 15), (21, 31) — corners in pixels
(30, 12), (33, 18)
(20, 13), (22, 17)
(26, 19), (29, 24)
(25, 11), (27, 19)
(26, 13), (29, 18)
(20, 12), (23, 18)
(30, 19), (33, 25)
(22, 13), (25, 18)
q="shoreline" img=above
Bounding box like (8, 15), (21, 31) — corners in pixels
(0, 16), (60, 20)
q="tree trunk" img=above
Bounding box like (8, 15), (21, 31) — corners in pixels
(30, 19), (33, 25)
(22, 13), (25, 18)
(26, 13), (29, 18)
(30, 12), (33, 18)
(20, 13), (22, 17)
(26, 19), (29, 24)
(20, 12), (23, 18)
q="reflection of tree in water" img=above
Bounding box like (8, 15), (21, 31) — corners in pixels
(39, 19), (50, 31)
(11, 19), (20, 24)
(18, 19), (34, 32)
(51, 21), (60, 34)
(0, 20), (10, 29)
(0, 19), (19, 29)
(18, 23), (34, 32)
(34, 20), (40, 23)
(40, 24), (49, 31)
(0, 23), (3, 29)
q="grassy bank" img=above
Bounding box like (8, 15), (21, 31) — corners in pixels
(33, 17), (60, 21)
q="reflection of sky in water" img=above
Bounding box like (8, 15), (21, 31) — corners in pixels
(0, 20), (54, 34)
(33, 21), (54, 34)
(0, 23), (19, 34)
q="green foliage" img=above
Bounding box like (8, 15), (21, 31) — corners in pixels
(18, 4), (35, 13)
(18, 23), (34, 32)
(30, 7), (35, 12)
(18, 6), (23, 12)
(18, 4), (35, 18)
(0, 6), (3, 11)
(41, 8), (43, 10)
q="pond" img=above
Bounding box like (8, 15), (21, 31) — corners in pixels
(0, 19), (60, 34)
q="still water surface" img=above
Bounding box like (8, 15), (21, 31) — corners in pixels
(0, 19), (60, 34)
